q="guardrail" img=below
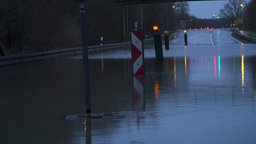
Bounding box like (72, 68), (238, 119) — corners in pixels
(233, 31), (256, 43)
(0, 42), (131, 66)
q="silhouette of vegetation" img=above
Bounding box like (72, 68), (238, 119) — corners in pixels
(0, 0), (80, 54)
(244, 0), (256, 31)
(0, 0), (176, 55)
(219, 0), (247, 28)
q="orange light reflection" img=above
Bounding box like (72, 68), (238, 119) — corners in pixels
(241, 55), (245, 88)
(154, 80), (160, 99)
(184, 56), (187, 75)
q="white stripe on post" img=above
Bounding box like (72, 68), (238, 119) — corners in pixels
(131, 30), (144, 75)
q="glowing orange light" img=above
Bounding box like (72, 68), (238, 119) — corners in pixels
(153, 25), (159, 31)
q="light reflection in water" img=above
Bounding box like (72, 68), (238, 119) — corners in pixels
(218, 56), (221, 77)
(213, 56), (217, 79)
(133, 76), (145, 125)
(241, 55), (245, 91)
(184, 56), (187, 75)
(213, 55), (221, 79)
(154, 80), (160, 99)
(84, 118), (92, 144)
(174, 57), (177, 87)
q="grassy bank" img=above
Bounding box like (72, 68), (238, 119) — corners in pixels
(232, 30), (256, 44)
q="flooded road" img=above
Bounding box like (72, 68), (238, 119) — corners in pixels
(1, 29), (256, 144)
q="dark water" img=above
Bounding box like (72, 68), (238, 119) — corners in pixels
(1, 54), (256, 144)
(1, 29), (256, 144)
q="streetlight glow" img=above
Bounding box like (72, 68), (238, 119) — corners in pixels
(153, 25), (159, 32)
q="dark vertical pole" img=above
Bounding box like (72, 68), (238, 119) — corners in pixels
(140, 4), (143, 30)
(85, 118), (92, 144)
(0, 42), (5, 56)
(0, 47), (4, 56)
(153, 34), (163, 61)
(80, 1), (91, 115)
(184, 31), (188, 46)
(123, 6), (126, 41)
(164, 34), (169, 50)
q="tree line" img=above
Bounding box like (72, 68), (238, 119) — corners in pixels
(219, 0), (256, 31)
(0, 0), (80, 54)
(0, 0), (176, 55)
(243, 0), (256, 31)
(3, 0), (252, 56)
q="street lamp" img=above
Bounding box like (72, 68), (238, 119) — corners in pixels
(240, 3), (245, 30)
(240, 3), (244, 9)
(153, 25), (159, 32)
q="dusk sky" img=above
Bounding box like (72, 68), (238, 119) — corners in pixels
(189, 1), (228, 19)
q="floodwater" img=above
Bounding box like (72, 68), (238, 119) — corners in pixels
(1, 29), (256, 144)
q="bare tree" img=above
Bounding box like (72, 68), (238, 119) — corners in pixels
(219, 0), (247, 25)
(174, 2), (190, 29)
(0, 0), (81, 54)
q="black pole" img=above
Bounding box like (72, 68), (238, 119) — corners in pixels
(184, 32), (188, 46)
(80, 2), (91, 115)
(0, 48), (4, 56)
(0, 43), (5, 56)
(153, 33), (163, 61)
(164, 34), (169, 50)
(85, 118), (92, 144)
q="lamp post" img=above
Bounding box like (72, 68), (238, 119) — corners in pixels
(184, 30), (188, 46)
(153, 25), (163, 61)
(164, 30), (169, 50)
(240, 3), (245, 30)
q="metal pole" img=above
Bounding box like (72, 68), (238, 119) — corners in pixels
(126, 6), (129, 36)
(184, 31), (188, 46)
(123, 6), (126, 41)
(140, 4), (143, 30)
(80, 1), (91, 115)
(164, 34), (169, 50)
(153, 33), (163, 61)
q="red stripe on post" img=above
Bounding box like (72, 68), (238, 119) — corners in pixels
(131, 30), (144, 76)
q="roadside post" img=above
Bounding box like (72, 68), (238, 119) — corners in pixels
(131, 22), (144, 75)
(164, 30), (169, 50)
(100, 36), (103, 46)
(131, 22), (145, 122)
(153, 25), (163, 61)
(0, 42), (5, 56)
(80, 1), (91, 115)
(184, 30), (188, 46)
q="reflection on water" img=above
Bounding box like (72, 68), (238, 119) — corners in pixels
(1, 54), (256, 144)
(84, 118), (92, 144)
(184, 56), (188, 75)
(241, 55), (245, 89)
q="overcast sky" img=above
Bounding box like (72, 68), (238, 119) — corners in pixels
(189, 1), (228, 19)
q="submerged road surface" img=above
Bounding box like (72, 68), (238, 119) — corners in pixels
(1, 29), (256, 144)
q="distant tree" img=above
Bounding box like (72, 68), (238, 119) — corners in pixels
(244, 0), (256, 30)
(219, 0), (247, 26)
(0, 0), (80, 54)
(85, 0), (123, 44)
(0, 0), (25, 53)
(121, 3), (176, 40)
(174, 2), (190, 29)
(141, 3), (176, 36)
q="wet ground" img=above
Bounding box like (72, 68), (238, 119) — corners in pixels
(1, 29), (256, 144)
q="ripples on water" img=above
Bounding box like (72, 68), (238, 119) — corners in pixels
(78, 55), (256, 144)
(1, 44), (256, 144)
